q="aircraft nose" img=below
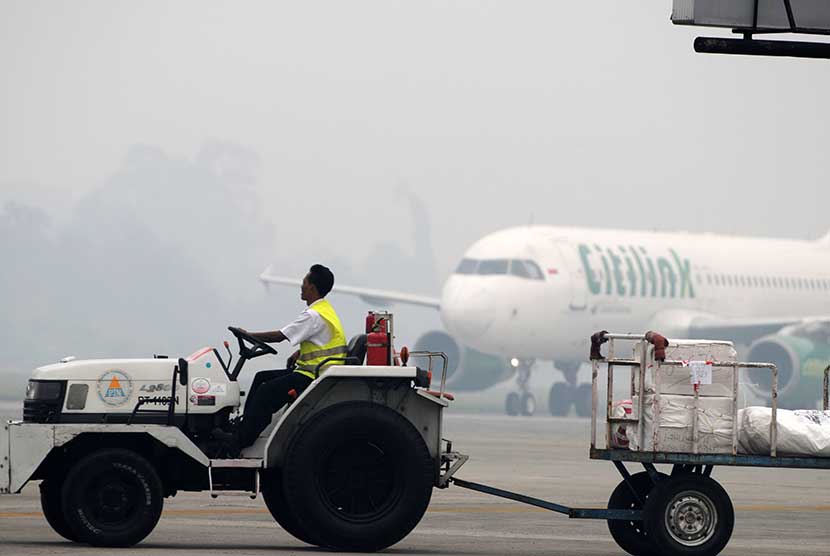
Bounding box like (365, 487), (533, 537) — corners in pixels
(440, 277), (494, 342)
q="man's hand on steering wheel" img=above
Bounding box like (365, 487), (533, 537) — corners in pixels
(228, 326), (278, 359)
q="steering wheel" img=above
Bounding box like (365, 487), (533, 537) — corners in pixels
(228, 326), (278, 360)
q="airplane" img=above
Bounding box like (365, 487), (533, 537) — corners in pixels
(261, 225), (830, 416)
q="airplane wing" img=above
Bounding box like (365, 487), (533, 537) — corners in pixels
(259, 267), (441, 309)
(687, 314), (828, 344)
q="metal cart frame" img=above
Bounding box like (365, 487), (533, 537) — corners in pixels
(450, 331), (830, 556)
(590, 332), (830, 469)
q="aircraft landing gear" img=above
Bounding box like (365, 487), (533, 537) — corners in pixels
(505, 360), (535, 416)
(548, 362), (592, 417)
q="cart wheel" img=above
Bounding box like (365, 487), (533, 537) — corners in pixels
(506, 392), (521, 416)
(520, 392), (536, 416)
(644, 475), (734, 556)
(548, 382), (571, 416)
(607, 471), (666, 556)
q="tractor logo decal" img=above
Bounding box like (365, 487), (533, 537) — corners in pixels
(191, 377), (211, 395)
(97, 370), (133, 406)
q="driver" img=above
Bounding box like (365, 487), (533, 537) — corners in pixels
(217, 264), (347, 452)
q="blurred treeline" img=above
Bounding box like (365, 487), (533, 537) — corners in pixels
(0, 141), (439, 399)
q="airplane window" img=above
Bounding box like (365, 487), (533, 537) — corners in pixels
(455, 258), (478, 275)
(707, 275), (712, 285)
(524, 260), (545, 280)
(529, 261), (545, 280)
(509, 260), (531, 279)
(477, 259), (509, 275)
(739, 276), (746, 287)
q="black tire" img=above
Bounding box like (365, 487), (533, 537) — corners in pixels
(260, 467), (325, 547)
(520, 392), (536, 416)
(607, 471), (667, 556)
(574, 383), (593, 418)
(644, 475), (734, 556)
(40, 479), (80, 542)
(283, 402), (434, 552)
(506, 392), (521, 416)
(548, 382), (572, 416)
(61, 448), (163, 547)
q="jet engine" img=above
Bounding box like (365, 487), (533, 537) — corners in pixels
(413, 330), (511, 391)
(746, 321), (830, 408)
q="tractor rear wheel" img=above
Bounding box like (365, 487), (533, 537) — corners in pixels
(260, 467), (325, 547)
(283, 402), (434, 552)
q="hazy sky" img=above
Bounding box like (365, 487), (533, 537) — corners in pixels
(2, 0), (829, 281)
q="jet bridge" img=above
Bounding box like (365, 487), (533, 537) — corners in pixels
(672, 0), (830, 58)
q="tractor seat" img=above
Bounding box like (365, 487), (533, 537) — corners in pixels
(346, 334), (368, 365)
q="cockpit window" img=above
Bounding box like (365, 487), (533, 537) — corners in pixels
(509, 259), (531, 278)
(477, 259), (509, 275)
(455, 258), (478, 274)
(456, 258), (545, 280)
(523, 260), (545, 280)
(510, 260), (545, 280)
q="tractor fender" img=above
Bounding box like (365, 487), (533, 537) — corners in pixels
(263, 372), (446, 469)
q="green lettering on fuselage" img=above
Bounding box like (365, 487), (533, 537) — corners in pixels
(579, 244), (602, 294)
(576, 244), (695, 299)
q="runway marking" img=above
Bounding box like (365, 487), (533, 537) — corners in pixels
(2, 502), (830, 520)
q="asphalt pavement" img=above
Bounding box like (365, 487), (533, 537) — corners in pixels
(1, 410), (829, 556)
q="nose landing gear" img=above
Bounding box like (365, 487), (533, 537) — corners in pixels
(505, 360), (535, 416)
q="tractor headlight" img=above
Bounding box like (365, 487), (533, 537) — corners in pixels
(25, 380), (64, 401)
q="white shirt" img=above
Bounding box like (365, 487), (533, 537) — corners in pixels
(280, 299), (332, 347)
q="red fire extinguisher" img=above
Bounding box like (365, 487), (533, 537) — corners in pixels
(366, 312), (391, 366)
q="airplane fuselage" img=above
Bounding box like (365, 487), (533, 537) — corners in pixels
(440, 226), (830, 362)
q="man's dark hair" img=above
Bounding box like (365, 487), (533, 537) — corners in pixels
(308, 264), (335, 297)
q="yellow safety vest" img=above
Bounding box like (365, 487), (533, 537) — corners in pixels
(294, 299), (348, 379)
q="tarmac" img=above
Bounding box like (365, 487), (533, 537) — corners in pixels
(1, 408), (829, 556)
